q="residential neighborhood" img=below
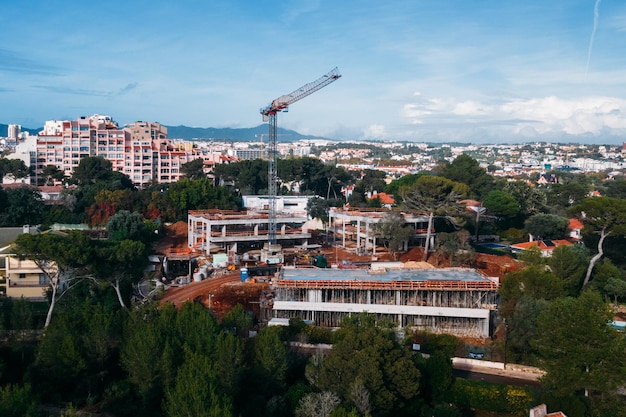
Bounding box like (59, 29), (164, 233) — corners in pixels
(0, 116), (624, 417)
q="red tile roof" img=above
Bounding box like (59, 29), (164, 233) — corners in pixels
(369, 192), (395, 205)
(510, 240), (573, 251)
(569, 218), (583, 230)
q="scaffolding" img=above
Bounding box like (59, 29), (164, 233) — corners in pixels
(268, 267), (499, 338)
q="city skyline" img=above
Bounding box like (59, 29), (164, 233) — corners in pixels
(2, 0), (626, 144)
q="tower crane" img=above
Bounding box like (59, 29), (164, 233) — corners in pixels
(259, 67), (341, 261)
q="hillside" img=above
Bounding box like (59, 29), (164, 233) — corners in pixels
(0, 123), (41, 137)
(164, 124), (316, 141)
(0, 122), (325, 142)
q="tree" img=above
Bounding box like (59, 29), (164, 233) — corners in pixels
(71, 156), (114, 185)
(92, 239), (147, 309)
(482, 190), (519, 218)
(498, 266), (563, 318)
(0, 158), (30, 181)
(295, 391), (341, 417)
(349, 378), (371, 416)
(604, 276), (626, 304)
(10, 296), (34, 341)
(181, 158), (206, 180)
(547, 245), (588, 296)
(524, 213), (569, 240)
(360, 169), (387, 194)
(440, 154), (494, 198)
(546, 182), (590, 212)
(106, 210), (149, 241)
(0, 186), (45, 226)
(533, 291), (626, 398)
(155, 178), (240, 221)
(221, 303), (253, 338)
(163, 349), (233, 417)
(570, 197), (626, 288)
(419, 350), (454, 406)
(503, 180), (546, 218)
(253, 326), (289, 395)
(306, 196), (342, 225)
(372, 211), (414, 260)
(605, 178), (626, 199)
(14, 231), (93, 328)
(506, 296), (549, 362)
(0, 384), (39, 417)
(315, 314), (420, 415)
(401, 176), (469, 261)
(86, 189), (134, 226)
(434, 231), (474, 267)
(384, 173), (425, 202)
(41, 164), (65, 186)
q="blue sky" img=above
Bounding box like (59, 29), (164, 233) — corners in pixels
(2, 0), (626, 143)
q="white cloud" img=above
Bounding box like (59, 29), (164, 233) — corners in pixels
(501, 96), (626, 134)
(362, 124), (386, 139)
(401, 93), (626, 138)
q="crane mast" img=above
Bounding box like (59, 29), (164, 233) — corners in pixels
(260, 67), (341, 249)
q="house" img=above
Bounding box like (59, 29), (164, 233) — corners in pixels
(0, 226), (46, 299)
(509, 239), (573, 257)
(367, 191), (395, 209)
(568, 218), (584, 241)
(529, 404), (567, 417)
(537, 173), (558, 185)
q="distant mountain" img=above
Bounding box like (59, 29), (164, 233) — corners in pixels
(0, 122), (325, 142)
(0, 124), (41, 137)
(164, 124), (322, 142)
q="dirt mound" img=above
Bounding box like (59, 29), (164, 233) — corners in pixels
(154, 221), (189, 255)
(474, 253), (522, 278)
(398, 246), (426, 262)
(203, 282), (269, 321)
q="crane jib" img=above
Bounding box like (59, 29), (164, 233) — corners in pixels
(260, 67), (341, 247)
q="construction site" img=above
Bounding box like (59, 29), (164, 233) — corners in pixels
(151, 67), (517, 340)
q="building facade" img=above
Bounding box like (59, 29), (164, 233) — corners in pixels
(28, 116), (204, 188)
(269, 266), (499, 338)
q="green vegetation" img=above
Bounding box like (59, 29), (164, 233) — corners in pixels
(1, 153), (626, 416)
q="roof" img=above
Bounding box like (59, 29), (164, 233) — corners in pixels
(510, 240), (572, 251)
(568, 218), (584, 230)
(0, 227), (37, 251)
(368, 192), (395, 205)
(281, 266), (494, 283)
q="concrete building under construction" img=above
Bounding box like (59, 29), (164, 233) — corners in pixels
(268, 266), (499, 338)
(327, 208), (433, 255)
(187, 209), (311, 255)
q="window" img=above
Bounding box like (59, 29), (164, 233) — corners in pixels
(19, 273), (26, 279)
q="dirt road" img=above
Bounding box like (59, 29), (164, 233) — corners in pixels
(160, 272), (241, 308)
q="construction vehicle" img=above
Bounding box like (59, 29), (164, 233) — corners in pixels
(260, 67), (342, 264)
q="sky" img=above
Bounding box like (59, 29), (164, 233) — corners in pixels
(2, 0), (626, 144)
